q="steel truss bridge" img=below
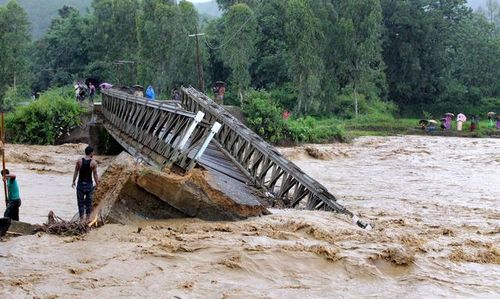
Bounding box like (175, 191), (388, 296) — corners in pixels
(100, 87), (371, 229)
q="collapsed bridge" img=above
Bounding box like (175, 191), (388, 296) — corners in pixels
(99, 87), (371, 229)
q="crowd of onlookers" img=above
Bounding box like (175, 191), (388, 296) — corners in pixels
(419, 112), (500, 132)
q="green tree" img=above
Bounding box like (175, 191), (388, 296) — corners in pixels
(137, 0), (199, 95)
(216, 0), (259, 10)
(381, 0), (471, 106)
(328, 0), (386, 117)
(221, 3), (257, 103)
(90, 0), (140, 85)
(0, 0), (31, 101)
(31, 9), (92, 90)
(252, 0), (288, 89)
(175, 0), (201, 87)
(444, 12), (500, 103)
(285, 0), (324, 115)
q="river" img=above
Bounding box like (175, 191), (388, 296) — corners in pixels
(0, 136), (499, 298)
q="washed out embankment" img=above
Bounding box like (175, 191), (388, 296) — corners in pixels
(91, 152), (269, 224)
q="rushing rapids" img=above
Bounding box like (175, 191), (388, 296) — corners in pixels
(0, 136), (498, 298)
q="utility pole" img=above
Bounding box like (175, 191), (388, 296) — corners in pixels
(113, 60), (135, 86)
(188, 31), (205, 93)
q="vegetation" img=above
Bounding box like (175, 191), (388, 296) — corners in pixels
(6, 87), (83, 145)
(0, 0), (499, 145)
(243, 90), (347, 144)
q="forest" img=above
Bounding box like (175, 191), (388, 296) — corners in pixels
(0, 0), (499, 143)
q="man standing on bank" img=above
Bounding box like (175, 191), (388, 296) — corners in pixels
(72, 146), (99, 222)
(2, 169), (21, 221)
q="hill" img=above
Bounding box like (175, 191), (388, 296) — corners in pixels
(0, 0), (91, 39)
(1, 0), (483, 39)
(194, 0), (220, 18)
(0, 0), (220, 39)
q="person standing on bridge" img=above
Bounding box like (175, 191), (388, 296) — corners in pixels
(72, 146), (99, 222)
(145, 85), (155, 100)
(2, 169), (22, 221)
(88, 82), (96, 103)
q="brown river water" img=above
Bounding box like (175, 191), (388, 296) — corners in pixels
(0, 136), (499, 298)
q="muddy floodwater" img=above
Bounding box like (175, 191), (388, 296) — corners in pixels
(0, 136), (499, 298)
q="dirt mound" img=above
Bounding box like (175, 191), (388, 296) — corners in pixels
(92, 152), (269, 224)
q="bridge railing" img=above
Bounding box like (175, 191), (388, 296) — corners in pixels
(180, 87), (371, 229)
(101, 89), (220, 171)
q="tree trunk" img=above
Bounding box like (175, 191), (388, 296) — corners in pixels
(354, 89), (359, 118)
(239, 88), (243, 106)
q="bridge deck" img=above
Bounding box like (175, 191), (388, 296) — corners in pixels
(198, 143), (249, 183)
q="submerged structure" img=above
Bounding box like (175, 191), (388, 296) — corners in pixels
(94, 87), (370, 229)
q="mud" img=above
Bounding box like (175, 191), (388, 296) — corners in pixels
(91, 152), (268, 223)
(2, 143), (113, 224)
(0, 136), (499, 298)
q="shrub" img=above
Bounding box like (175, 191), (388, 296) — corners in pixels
(243, 90), (285, 142)
(6, 87), (84, 145)
(1, 86), (27, 112)
(243, 90), (347, 144)
(286, 117), (347, 143)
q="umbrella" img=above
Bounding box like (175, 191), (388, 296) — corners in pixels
(456, 113), (467, 122)
(428, 120), (437, 124)
(133, 85), (144, 90)
(487, 112), (496, 116)
(445, 113), (455, 117)
(99, 83), (113, 90)
(215, 81), (226, 86)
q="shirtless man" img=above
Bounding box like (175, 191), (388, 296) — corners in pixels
(72, 146), (99, 221)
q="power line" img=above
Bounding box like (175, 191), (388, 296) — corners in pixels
(203, 0), (264, 51)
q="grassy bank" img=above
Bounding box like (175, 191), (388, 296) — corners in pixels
(6, 87), (84, 145)
(344, 118), (499, 139)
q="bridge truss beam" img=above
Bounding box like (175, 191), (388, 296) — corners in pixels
(181, 86), (371, 229)
(101, 89), (220, 171)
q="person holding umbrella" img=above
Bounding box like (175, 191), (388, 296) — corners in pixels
(444, 113), (454, 130)
(456, 113), (467, 131)
(470, 115), (480, 132)
(427, 120), (437, 132)
(99, 83), (113, 90)
(487, 112), (496, 128)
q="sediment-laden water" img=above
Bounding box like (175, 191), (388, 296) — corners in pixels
(0, 136), (499, 298)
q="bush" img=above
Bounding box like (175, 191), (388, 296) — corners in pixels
(243, 90), (347, 144)
(6, 87), (84, 145)
(286, 117), (346, 143)
(243, 90), (285, 142)
(1, 86), (29, 112)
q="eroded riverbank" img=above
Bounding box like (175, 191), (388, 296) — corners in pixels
(0, 136), (499, 298)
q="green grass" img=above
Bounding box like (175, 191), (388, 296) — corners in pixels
(343, 117), (499, 139)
